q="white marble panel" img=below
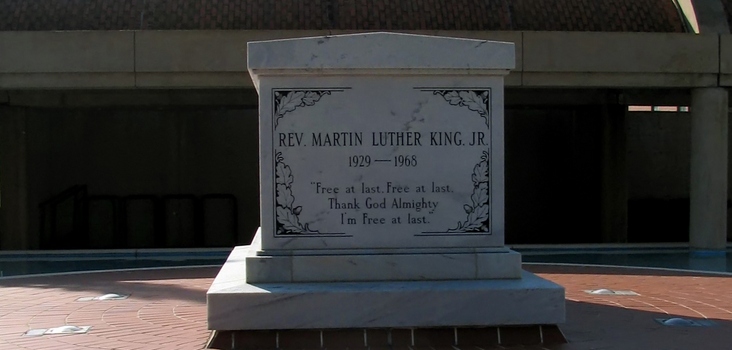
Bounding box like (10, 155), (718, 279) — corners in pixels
(242, 230), (521, 283)
(257, 75), (505, 251)
(246, 250), (522, 283)
(207, 245), (250, 292)
(247, 32), (515, 78)
(291, 253), (477, 282)
(476, 250), (522, 279)
(245, 254), (292, 283)
(249, 33), (512, 253)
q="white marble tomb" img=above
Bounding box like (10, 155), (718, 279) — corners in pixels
(207, 32), (565, 330)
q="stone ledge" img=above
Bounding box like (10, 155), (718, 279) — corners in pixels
(247, 32), (515, 73)
(245, 248), (521, 283)
(242, 230), (522, 283)
(247, 249), (522, 283)
(207, 246), (565, 330)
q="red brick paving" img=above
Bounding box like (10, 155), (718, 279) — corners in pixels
(0, 264), (731, 349)
(0, 268), (213, 350)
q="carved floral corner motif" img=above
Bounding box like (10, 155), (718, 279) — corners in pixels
(273, 90), (333, 129)
(274, 151), (319, 235)
(432, 90), (490, 129)
(448, 151), (490, 233)
(424, 89), (491, 233)
(272, 88), (348, 235)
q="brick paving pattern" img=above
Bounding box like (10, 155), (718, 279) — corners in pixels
(0, 267), (214, 350)
(0, 264), (731, 349)
(0, 0), (685, 32)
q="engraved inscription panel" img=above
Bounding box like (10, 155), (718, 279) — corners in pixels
(263, 77), (503, 249)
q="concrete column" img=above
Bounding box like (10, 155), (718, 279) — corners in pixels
(690, 88), (728, 251)
(601, 103), (628, 243)
(0, 107), (30, 250)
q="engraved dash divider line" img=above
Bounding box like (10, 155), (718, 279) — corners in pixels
(274, 234), (352, 238)
(415, 233), (491, 237)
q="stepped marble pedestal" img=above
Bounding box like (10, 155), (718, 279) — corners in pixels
(207, 231), (565, 331)
(207, 32), (565, 339)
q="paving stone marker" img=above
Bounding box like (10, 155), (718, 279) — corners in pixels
(207, 32), (565, 347)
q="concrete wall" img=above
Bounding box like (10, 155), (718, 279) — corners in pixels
(0, 107), (29, 250)
(522, 32), (719, 87)
(627, 112), (691, 199)
(1, 30), (730, 248)
(0, 32), (134, 88)
(4, 94), (616, 248)
(626, 111), (692, 242)
(1, 105), (260, 249)
(2, 89), (712, 249)
(625, 109), (732, 243)
(0, 31), (725, 89)
(4, 95), (727, 248)
(504, 106), (603, 244)
(505, 107), (721, 244)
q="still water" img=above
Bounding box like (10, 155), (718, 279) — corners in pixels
(1, 249), (730, 278)
(0, 255), (227, 277)
(521, 251), (732, 274)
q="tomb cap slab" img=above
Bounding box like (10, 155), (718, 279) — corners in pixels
(247, 32), (515, 82)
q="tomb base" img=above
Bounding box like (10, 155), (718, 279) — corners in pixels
(207, 239), (565, 331)
(208, 326), (568, 349)
(244, 229), (522, 282)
